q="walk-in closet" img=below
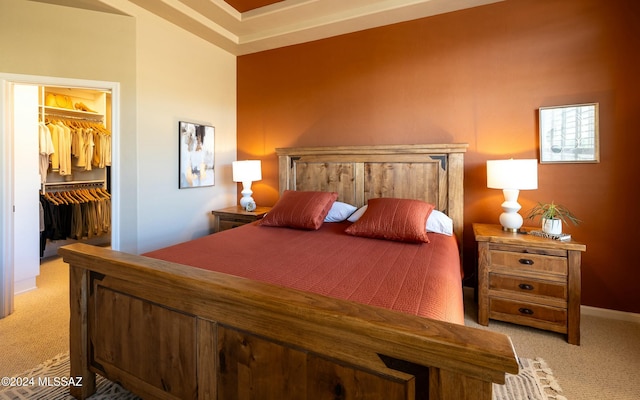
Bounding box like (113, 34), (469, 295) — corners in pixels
(1, 74), (120, 321)
(39, 86), (112, 260)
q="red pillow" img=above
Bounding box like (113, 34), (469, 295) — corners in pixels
(260, 190), (338, 230)
(345, 198), (435, 243)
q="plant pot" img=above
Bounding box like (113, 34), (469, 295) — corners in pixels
(542, 218), (562, 235)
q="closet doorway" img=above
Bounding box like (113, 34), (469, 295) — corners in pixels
(0, 73), (121, 319)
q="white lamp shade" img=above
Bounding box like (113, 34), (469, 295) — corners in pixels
(232, 160), (262, 182)
(487, 159), (538, 190)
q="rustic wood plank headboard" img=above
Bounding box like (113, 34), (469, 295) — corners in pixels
(276, 144), (468, 245)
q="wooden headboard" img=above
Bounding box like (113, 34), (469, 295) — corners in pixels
(277, 144), (468, 245)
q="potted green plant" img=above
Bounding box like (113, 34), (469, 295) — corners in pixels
(526, 201), (580, 234)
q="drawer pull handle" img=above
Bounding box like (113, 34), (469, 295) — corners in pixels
(519, 258), (534, 265)
(519, 283), (534, 291)
(519, 308), (534, 315)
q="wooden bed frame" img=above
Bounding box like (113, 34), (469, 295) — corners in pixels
(60, 144), (518, 400)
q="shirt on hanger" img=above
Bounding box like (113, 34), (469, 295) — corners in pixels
(38, 122), (55, 184)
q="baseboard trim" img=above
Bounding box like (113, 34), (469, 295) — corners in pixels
(14, 277), (37, 295)
(581, 305), (640, 324)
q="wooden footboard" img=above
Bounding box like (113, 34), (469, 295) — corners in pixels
(61, 243), (518, 400)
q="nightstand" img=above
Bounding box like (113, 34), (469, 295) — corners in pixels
(473, 223), (586, 345)
(212, 206), (271, 233)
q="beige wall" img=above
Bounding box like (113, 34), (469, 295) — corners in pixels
(111, 0), (238, 252)
(0, 0), (139, 252)
(0, 0), (237, 253)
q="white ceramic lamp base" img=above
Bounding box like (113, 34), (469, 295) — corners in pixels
(239, 181), (254, 209)
(499, 188), (523, 232)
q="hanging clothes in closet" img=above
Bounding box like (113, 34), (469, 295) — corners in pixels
(38, 88), (112, 259)
(40, 118), (112, 181)
(38, 122), (55, 184)
(39, 188), (111, 257)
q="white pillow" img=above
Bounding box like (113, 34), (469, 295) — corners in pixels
(347, 205), (367, 222)
(347, 205), (453, 236)
(426, 209), (453, 236)
(324, 201), (358, 222)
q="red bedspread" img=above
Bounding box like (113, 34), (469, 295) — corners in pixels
(143, 221), (464, 324)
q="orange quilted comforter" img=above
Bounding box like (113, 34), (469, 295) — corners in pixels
(144, 221), (464, 324)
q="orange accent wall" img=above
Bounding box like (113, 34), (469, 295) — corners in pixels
(237, 0), (640, 313)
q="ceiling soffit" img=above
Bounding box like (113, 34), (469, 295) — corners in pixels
(34, 0), (503, 55)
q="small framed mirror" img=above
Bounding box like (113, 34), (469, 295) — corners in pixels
(539, 103), (599, 163)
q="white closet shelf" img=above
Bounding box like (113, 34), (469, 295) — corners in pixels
(41, 179), (106, 194)
(43, 179), (105, 186)
(43, 105), (103, 120)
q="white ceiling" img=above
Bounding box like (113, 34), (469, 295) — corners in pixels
(30, 0), (502, 55)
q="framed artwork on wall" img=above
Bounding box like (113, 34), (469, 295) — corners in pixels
(179, 121), (215, 188)
(539, 103), (599, 163)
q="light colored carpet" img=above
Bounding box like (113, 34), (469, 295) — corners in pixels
(0, 257), (69, 377)
(1, 257), (639, 399)
(464, 288), (640, 400)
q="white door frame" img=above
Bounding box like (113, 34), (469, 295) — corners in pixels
(0, 73), (121, 318)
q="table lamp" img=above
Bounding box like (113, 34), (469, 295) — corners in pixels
(232, 160), (262, 209)
(486, 159), (538, 232)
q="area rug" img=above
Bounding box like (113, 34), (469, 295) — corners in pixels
(0, 353), (564, 399)
(493, 357), (567, 400)
(0, 353), (138, 400)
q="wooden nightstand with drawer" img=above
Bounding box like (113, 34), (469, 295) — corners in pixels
(212, 206), (271, 233)
(473, 223), (586, 345)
